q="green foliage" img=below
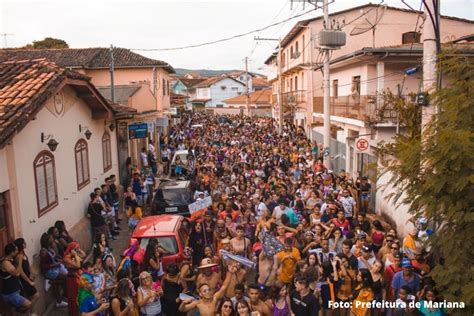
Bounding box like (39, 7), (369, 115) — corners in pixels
(379, 50), (474, 310)
(30, 37), (69, 49)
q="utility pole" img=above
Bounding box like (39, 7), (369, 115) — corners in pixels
(308, 28), (315, 139)
(1, 33), (13, 48)
(322, 0), (331, 168)
(244, 57), (250, 116)
(109, 45), (115, 103)
(277, 39), (283, 135)
(254, 36), (283, 134)
(421, 0), (440, 231)
(421, 0), (440, 132)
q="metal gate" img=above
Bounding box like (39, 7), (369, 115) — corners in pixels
(312, 130), (346, 173)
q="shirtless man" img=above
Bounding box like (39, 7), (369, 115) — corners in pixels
(179, 263), (236, 316)
(257, 251), (278, 289)
(230, 225), (251, 258)
(196, 258), (221, 293)
(224, 262), (248, 298)
(248, 283), (272, 316)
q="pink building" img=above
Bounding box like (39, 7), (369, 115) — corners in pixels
(264, 3), (474, 235)
(0, 47), (176, 176)
(0, 58), (123, 313)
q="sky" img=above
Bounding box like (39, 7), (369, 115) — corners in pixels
(1, 0), (472, 73)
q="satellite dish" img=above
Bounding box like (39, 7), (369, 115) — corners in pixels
(350, 5), (387, 47)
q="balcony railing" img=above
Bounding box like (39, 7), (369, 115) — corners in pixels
(313, 95), (414, 123)
(271, 90), (307, 107)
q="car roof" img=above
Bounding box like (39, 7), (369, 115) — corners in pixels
(132, 215), (182, 238)
(174, 149), (191, 155)
(159, 180), (190, 189)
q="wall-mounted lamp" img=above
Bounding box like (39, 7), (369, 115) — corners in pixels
(41, 133), (59, 151)
(109, 123), (115, 132)
(79, 124), (93, 140)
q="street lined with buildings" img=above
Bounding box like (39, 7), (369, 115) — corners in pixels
(0, 0), (472, 315)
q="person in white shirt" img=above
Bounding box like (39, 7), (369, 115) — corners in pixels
(141, 147), (149, 169)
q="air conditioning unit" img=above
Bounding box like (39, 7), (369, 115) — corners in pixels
(318, 30), (346, 49)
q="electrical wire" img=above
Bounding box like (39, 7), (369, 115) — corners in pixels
(130, 8), (316, 52)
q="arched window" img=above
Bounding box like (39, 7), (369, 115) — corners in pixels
(102, 132), (112, 172)
(75, 139), (90, 190)
(33, 151), (58, 216)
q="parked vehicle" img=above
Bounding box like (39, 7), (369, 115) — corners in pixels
(169, 149), (195, 177)
(151, 180), (194, 216)
(131, 215), (191, 269)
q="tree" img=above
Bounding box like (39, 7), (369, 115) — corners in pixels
(30, 37), (69, 49)
(379, 50), (474, 312)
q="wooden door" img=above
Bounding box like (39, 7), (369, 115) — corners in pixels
(0, 191), (12, 257)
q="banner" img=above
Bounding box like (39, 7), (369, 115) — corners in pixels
(188, 196), (212, 214)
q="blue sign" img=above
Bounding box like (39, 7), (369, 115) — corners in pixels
(128, 123), (148, 139)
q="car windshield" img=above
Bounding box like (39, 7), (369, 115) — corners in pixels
(156, 188), (192, 204)
(139, 236), (178, 256)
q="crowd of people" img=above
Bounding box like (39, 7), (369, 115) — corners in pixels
(0, 114), (444, 316)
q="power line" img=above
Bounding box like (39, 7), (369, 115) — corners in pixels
(130, 8), (316, 52)
(249, 0), (289, 59)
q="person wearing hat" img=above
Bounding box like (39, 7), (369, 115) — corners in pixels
(196, 258), (221, 294)
(179, 258), (236, 316)
(391, 258), (421, 300)
(357, 245), (376, 270)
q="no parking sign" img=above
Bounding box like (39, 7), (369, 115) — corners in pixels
(355, 137), (370, 153)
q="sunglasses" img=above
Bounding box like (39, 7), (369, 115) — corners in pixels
(386, 239), (394, 243)
(391, 247), (399, 250)
(223, 304), (232, 309)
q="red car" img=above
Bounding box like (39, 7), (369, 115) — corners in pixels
(131, 215), (191, 269)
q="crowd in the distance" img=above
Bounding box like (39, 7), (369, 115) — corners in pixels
(0, 113), (442, 316)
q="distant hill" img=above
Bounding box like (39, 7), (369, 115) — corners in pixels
(174, 68), (264, 77)
(174, 68), (240, 77)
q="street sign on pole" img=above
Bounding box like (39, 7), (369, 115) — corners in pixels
(128, 123), (148, 139)
(355, 137), (370, 153)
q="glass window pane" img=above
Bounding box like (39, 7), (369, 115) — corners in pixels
(82, 149), (89, 182)
(45, 162), (56, 204)
(76, 150), (83, 185)
(35, 164), (47, 210)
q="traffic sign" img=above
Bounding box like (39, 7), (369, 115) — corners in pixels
(355, 137), (370, 153)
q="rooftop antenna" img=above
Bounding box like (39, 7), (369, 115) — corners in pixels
(350, 5), (387, 48)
